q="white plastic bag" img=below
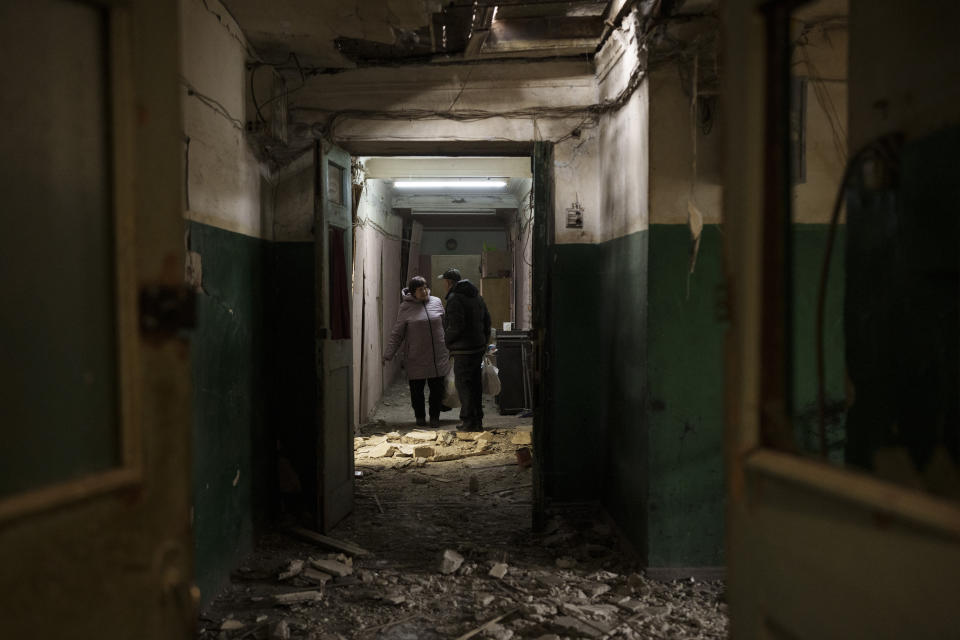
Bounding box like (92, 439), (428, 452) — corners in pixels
(482, 355), (501, 396)
(442, 367), (460, 408)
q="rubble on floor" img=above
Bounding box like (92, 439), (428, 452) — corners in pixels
(353, 425), (530, 468)
(199, 384), (727, 639)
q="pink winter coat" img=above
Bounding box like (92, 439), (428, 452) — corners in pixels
(384, 290), (452, 380)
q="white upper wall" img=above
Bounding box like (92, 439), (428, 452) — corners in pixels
(181, 0), (264, 238)
(648, 16), (847, 227)
(271, 150), (314, 242)
(648, 65), (723, 225)
(596, 10), (649, 241)
(299, 59), (603, 245)
(355, 176), (403, 238)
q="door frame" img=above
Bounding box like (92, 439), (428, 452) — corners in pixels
(722, 1), (960, 637)
(315, 140), (355, 532)
(333, 141), (552, 529)
(531, 141), (554, 532)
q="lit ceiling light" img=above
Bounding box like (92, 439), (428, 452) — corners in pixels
(394, 180), (507, 189)
(492, 6), (498, 21)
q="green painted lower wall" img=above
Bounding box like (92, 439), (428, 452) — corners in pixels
(599, 230), (650, 562)
(188, 222), (318, 604)
(546, 244), (605, 501)
(646, 224), (724, 568)
(187, 221), (268, 603)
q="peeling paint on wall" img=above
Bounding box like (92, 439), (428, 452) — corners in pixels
(185, 250), (204, 293)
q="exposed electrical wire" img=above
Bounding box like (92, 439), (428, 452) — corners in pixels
(180, 77), (245, 131)
(816, 133), (902, 458)
(792, 18), (848, 166)
(296, 53), (648, 140)
(446, 67), (475, 112)
(354, 215), (404, 241)
(250, 53), (309, 126)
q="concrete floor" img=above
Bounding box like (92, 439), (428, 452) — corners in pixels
(365, 375), (532, 433)
(199, 380), (727, 639)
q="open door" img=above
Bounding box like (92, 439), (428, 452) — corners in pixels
(723, 1), (960, 638)
(0, 1), (194, 637)
(315, 141), (355, 532)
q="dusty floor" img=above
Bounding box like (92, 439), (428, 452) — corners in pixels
(199, 381), (728, 639)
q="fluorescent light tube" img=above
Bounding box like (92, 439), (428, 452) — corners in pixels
(394, 180), (507, 189)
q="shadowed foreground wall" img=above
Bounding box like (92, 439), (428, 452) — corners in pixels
(645, 224), (724, 569)
(545, 244), (605, 501)
(601, 229), (650, 562)
(187, 221), (269, 601)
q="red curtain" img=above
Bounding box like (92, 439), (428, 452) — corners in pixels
(329, 226), (350, 340)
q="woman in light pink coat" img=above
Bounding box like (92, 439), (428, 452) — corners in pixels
(383, 276), (452, 427)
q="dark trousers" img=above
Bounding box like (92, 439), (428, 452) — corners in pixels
(453, 351), (484, 427)
(409, 376), (445, 420)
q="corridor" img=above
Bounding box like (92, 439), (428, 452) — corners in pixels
(2, 0), (959, 638)
(199, 381), (727, 639)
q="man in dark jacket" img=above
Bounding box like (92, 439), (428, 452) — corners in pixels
(440, 268), (491, 431)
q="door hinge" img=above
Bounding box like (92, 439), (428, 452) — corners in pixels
(139, 285), (196, 337)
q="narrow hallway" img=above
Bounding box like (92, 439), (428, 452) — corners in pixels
(199, 380), (727, 639)
(4, 0), (959, 638)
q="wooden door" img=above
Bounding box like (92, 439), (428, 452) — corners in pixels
(0, 1), (194, 637)
(315, 142), (355, 531)
(722, 2), (960, 637)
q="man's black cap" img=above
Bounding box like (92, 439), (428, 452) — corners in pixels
(439, 268), (462, 282)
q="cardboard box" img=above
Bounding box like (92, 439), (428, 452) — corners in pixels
(481, 277), (511, 332)
(481, 250), (512, 278)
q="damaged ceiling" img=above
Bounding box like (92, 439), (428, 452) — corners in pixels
(223, 0), (723, 166)
(220, 0), (616, 68)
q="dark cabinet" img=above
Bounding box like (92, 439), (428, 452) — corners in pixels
(495, 331), (532, 414)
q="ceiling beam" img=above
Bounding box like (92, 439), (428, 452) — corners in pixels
(362, 157), (531, 179)
(490, 15), (606, 40)
(412, 213), (510, 228)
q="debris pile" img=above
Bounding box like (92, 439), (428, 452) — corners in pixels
(199, 385), (727, 639)
(353, 426), (529, 469)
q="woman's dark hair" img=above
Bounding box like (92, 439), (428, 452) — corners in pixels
(408, 275), (427, 293)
